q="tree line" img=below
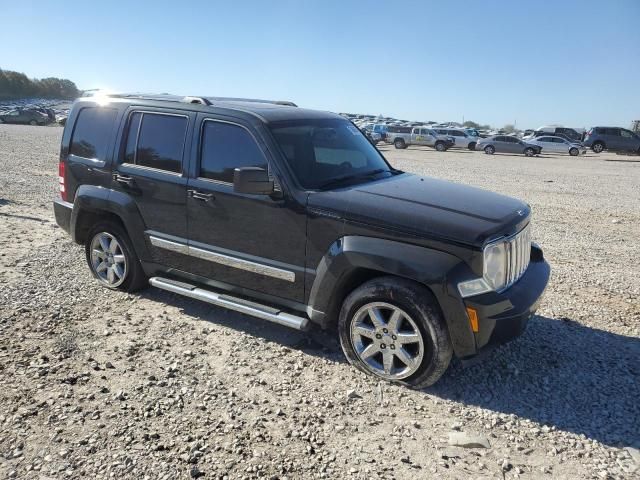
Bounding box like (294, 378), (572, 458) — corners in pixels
(0, 68), (79, 100)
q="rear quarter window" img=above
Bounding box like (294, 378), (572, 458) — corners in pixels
(70, 107), (118, 161)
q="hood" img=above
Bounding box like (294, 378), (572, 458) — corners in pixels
(308, 173), (530, 247)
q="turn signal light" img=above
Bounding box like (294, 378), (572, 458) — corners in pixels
(466, 307), (479, 333)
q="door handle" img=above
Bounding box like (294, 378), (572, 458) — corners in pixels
(113, 173), (134, 186)
(188, 189), (214, 201)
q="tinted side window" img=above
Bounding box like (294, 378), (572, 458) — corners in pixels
(70, 107), (117, 160)
(200, 121), (267, 183)
(123, 112), (187, 173)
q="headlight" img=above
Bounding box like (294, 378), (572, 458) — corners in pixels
(483, 240), (508, 291)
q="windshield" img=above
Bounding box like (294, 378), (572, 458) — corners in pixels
(269, 118), (393, 189)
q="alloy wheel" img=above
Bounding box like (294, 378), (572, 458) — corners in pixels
(350, 302), (425, 380)
(90, 232), (128, 287)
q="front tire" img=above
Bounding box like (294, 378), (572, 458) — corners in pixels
(338, 276), (452, 388)
(569, 147), (579, 156)
(29, 120), (37, 126)
(468, 142), (477, 151)
(524, 147), (535, 157)
(435, 141), (446, 152)
(592, 142), (605, 153)
(394, 139), (406, 149)
(484, 145), (495, 155)
(85, 221), (147, 292)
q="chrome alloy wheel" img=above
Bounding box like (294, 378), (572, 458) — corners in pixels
(350, 302), (425, 380)
(90, 232), (128, 287)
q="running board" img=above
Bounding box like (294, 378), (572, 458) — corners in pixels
(149, 277), (310, 331)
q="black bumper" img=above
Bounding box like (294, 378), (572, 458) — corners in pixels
(53, 199), (73, 234)
(464, 247), (551, 353)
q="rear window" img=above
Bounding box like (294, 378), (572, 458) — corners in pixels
(70, 107), (118, 161)
(122, 112), (188, 173)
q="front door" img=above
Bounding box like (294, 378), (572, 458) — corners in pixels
(185, 115), (306, 303)
(111, 108), (194, 271)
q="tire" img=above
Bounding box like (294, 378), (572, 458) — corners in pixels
(524, 147), (535, 157)
(338, 276), (453, 388)
(468, 142), (477, 151)
(484, 145), (495, 155)
(0, 118), (4, 124)
(569, 147), (579, 157)
(435, 141), (446, 152)
(29, 120), (37, 126)
(85, 221), (148, 292)
(592, 142), (605, 153)
(394, 139), (406, 149)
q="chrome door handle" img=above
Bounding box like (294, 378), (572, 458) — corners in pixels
(113, 173), (134, 186)
(188, 190), (214, 201)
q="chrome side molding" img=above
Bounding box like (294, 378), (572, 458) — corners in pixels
(149, 277), (309, 331)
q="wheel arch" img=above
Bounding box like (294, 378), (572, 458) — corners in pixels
(307, 236), (477, 357)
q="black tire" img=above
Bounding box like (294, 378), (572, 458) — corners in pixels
(0, 118), (4, 124)
(468, 142), (477, 151)
(29, 120), (37, 126)
(338, 276), (453, 388)
(85, 220), (148, 292)
(524, 147), (535, 157)
(592, 142), (605, 153)
(484, 145), (495, 155)
(435, 141), (446, 152)
(394, 139), (406, 149)
(569, 147), (579, 157)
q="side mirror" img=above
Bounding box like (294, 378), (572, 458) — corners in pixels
(233, 167), (274, 195)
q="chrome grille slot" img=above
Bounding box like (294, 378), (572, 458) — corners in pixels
(504, 224), (531, 290)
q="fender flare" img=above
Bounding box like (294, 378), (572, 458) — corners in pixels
(307, 235), (476, 357)
(71, 185), (150, 260)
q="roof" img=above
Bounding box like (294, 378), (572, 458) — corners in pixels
(80, 92), (342, 123)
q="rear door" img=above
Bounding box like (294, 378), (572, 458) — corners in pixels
(620, 129), (637, 151)
(605, 128), (622, 150)
(111, 107), (194, 271)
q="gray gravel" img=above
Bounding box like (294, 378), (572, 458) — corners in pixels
(0, 124), (639, 479)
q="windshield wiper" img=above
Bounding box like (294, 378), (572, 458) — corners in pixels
(317, 169), (389, 190)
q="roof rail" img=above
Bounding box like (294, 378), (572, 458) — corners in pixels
(82, 92), (296, 108)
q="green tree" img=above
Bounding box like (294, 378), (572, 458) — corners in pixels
(0, 68), (79, 100)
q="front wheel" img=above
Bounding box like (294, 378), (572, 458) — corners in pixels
(394, 139), (406, 149)
(484, 145), (495, 155)
(524, 147), (535, 157)
(29, 120), (37, 126)
(338, 276), (452, 388)
(468, 142), (477, 151)
(85, 221), (148, 292)
(569, 147), (579, 157)
(435, 141), (446, 152)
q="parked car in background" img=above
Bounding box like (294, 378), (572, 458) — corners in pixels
(433, 128), (477, 150)
(583, 127), (640, 153)
(477, 135), (542, 156)
(534, 126), (583, 142)
(525, 136), (586, 156)
(0, 108), (50, 125)
(524, 131), (584, 145)
(363, 123), (389, 141)
(387, 126), (455, 151)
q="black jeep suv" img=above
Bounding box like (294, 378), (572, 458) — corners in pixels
(54, 93), (550, 387)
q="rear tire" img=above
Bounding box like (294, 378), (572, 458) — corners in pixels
(569, 147), (579, 157)
(435, 141), (446, 152)
(29, 120), (37, 126)
(484, 145), (495, 155)
(338, 276), (453, 388)
(85, 221), (148, 292)
(592, 142), (605, 153)
(394, 139), (406, 149)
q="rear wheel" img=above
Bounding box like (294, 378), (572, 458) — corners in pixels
(435, 141), (446, 152)
(524, 147), (535, 157)
(569, 147), (579, 157)
(394, 139), (406, 149)
(338, 276), (452, 388)
(29, 120), (37, 126)
(85, 221), (147, 292)
(484, 145), (495, 155)
(592, 142), (605, 153)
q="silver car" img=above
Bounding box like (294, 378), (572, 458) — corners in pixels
(476, 135), (542, 156)
(525, 136), (586, 156)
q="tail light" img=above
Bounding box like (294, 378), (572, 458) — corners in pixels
(58, 161), (68, 201)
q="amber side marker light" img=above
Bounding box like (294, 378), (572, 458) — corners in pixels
(466, 307), (479, 333)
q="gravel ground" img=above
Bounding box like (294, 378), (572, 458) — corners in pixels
(0, 124), (638, 480)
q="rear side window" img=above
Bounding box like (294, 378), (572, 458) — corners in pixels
(70, 107), (117, 160)
(199, 121), (267, 183)
(122, 112), (187, 173)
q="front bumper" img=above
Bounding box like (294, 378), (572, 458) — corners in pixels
(464, 247), (550, 353)
(53, 199), (73, 234)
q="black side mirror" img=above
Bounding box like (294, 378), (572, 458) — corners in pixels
(233, 167), (274, 195)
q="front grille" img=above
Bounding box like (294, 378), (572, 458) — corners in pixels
(504, 224), (532, 289)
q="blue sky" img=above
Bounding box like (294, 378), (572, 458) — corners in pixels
(2, 0), (639, 128)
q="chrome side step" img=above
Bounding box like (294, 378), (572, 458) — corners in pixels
(149, 277), (310, 331)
